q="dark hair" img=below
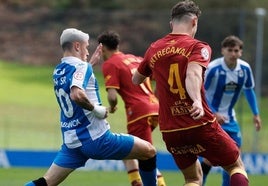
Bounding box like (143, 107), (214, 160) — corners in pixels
(61, 42), (73, 51)
(171, 0), (201, 20)
(221, 35), (243, 49)
(97, 30), (120, 50)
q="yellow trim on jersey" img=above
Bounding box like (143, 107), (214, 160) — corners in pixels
(230, 168), (248, 179)
(127, 113), (158, 125)
(105, 86), (119, 90)
(160, 117), (216, 133)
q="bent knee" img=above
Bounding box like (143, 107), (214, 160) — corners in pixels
(140, 142), (156, 160)
(143, 142), (156, 159)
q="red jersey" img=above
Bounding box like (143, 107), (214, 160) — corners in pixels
(137, 34), (215, 132)
(102, 52), (159, 124)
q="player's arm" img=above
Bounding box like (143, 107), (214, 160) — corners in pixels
(244, 88), (262, 131)
(185, 62), (204, 120)
(88, 43), (102, 66)
(70, 86), (107, 118)
(132, 70), (147, 85)
(107, 88), (118, 113)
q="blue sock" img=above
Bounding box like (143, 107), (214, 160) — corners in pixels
(139, 169), (157, 186)
(24, 181), (35, 186)
(201, 161), (211, 186)
(222, 169), (230, 186)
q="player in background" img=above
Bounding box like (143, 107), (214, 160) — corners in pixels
(25, 28), (157, 186)
(201, 35), (262, 186)
(132, 1), (249, 185)
(97, 30), (166, 186)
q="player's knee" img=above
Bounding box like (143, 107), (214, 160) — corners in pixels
(143, 142), (156, 159)
(134, 137), (156, 160)
(138, 155), (156, 171)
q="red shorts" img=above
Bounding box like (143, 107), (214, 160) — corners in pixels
(127, 115), (158, 144)
(162, 120), (239, 170)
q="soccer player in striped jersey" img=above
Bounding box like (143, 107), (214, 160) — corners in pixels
(201, 35), (262, 186)
(133, 1), (250, 186)
(25, 28), (156, 186)
(98, 30), (166, 186)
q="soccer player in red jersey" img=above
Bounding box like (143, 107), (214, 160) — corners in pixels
(98, 31), (166, 186)
(132, 1), (249, 186)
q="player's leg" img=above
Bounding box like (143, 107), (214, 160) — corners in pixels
(222, 155), (248, 186)
(89, 130), (157, 186)
(127, 136), (157, 186)
(25, 163), (74, 186)
(156, 168), (166, 186)
(127, 117), (159, 186)
(221, 130), (242, 186)
(147, 116), (167, 186)
(180, 159), (203, 186)
(123, 159), (142, 186)
(25, 144), (86, 186)
(203, 122), (248, 186)
(200, 158), (212, 186)
(222, 169), (230, 186)
(123, 138), (157, 186)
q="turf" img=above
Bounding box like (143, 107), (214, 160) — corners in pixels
(1, 168), (268, 186)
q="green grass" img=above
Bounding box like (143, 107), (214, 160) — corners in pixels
(0, 168), (267, 186)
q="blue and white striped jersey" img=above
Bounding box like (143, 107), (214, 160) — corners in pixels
(53, 56), (110, 149)
(204, 57), (255, 131)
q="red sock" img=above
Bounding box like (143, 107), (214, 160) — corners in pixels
(230, 173), (249, 186)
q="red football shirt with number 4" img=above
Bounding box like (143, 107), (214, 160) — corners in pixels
(137, 34), (215, 132)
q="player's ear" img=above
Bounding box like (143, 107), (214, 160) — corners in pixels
(169, 21), (173, 30)
(73, 42), (80, 52)
(192, 17), (197, 27)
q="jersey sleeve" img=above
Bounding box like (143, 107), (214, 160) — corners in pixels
(189, 42), (212, 68)
(71, 62), (93, 90)
(137, 48), (153, 77)
(243, 64), (255, 89)
(102, 62), (120, 89)
(204, 63), (215, 90)
(244, 88), (259, 115)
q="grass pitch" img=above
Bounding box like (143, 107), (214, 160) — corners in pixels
(0, 168), (268, 185)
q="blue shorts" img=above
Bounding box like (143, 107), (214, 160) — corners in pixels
(221, 120), (242, 147)
(225, 130), (242, 148)
(53, 130), (134, 169)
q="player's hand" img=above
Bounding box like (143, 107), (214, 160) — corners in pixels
(189, 101), (204, 120)
(214, 113), (227, 125)
(109, 106), (117, 113)
(253, 115), (262, 131)
(89, 43), (102, 66)
(92, 105), (108, 119)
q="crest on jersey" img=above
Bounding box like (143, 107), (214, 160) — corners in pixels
(238, 70), (244, 77)
(74, 71), (84, 80)
(201, 47), (209, 60)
